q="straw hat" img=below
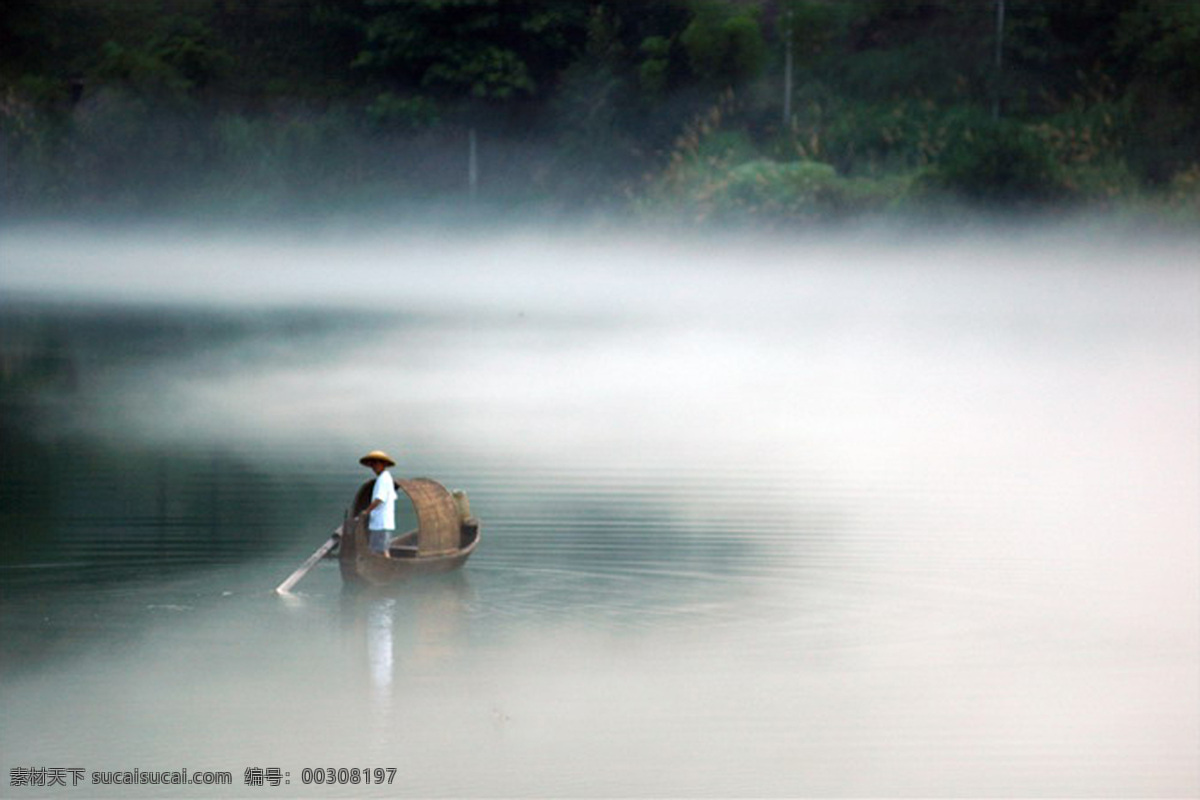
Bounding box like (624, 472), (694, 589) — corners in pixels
(359, 450), (396, 467)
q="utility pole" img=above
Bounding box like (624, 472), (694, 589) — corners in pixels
(468, 128), (478, 201)
(992, 0), (1005, 120)
(782, 7), (794, 127)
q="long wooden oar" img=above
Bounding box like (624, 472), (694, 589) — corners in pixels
(275, 527), (341, 594)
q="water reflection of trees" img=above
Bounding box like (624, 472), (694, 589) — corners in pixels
(0, 306), (372, 587)
(0, 436), (340, 589)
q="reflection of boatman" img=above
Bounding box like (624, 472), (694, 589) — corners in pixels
(358, 450), (397, 557)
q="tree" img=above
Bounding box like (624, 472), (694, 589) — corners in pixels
(1115, 0), (1200, 181)
(353, 1), (588, 104)
(679, 1), (767, 87)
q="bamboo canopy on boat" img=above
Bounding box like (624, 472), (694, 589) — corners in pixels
(350, 477), (475, 560)
(341, 474), (480, 584)
(397, 478), (460, 556)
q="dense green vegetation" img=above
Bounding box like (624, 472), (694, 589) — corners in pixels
(2, 0), (1197, 223)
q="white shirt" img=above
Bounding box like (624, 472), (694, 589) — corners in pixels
(369, 471), (397, 531)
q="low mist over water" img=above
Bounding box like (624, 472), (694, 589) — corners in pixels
(1, 222), (1197, 797)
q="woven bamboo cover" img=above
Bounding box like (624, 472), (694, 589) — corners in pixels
(397, 478), (460, 556)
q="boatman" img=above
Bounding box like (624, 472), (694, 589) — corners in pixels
(358, 450), (398, 557)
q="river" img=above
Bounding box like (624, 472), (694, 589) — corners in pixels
(1, 222), (1197, 797)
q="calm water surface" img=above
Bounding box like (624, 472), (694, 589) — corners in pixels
(1, 224), (1197, 797)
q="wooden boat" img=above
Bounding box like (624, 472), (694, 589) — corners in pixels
(338, 477), (480, 586)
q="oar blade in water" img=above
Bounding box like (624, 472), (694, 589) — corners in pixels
(274, 530), (340, 594)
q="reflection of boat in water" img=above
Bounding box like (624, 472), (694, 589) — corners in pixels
(338, 569), (477, 721)
(338, 477), (480, 586)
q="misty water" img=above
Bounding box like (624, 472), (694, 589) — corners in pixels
(1, 223), (1197, 797)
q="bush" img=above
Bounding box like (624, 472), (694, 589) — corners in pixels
(720, 159), (836, 213)
(1058, 160), (1140, 206)
(639, 150), (905, 225)
(716, 159), (904, 219)
(930, 120), (1065, 206)
(1166, 164), (1200, 220)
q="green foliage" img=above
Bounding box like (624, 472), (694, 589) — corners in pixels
(1165, 165), (1200, 222)
(641, 151), (904, 224)
(638, 36), (672, 97)
(1027, 91), (1135, 203)
(1113, 1), (1200, 181)
(779, 1), (845, 72)
(832, 0), (991, 104)
(543, 6), (643, 201)
(720, 159), (837, 216)
(423, 44), (535, 99)
(680, 2), (767, 86)
(1116, 0), (1200, 91)
(639, 94), (905, 224)
(1, 0), (1198, 221)
(153, 23), (233, 90)
(929, 120), (1065, 206)
(772, 97), (988, 178)
(354, 1), (587, 102)
(94, 41), (190, 96)
(88, 15), (232, 102)
(9, 74), (70, 107)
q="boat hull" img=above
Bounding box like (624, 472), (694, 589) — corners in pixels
(338, 478), (480, 586)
